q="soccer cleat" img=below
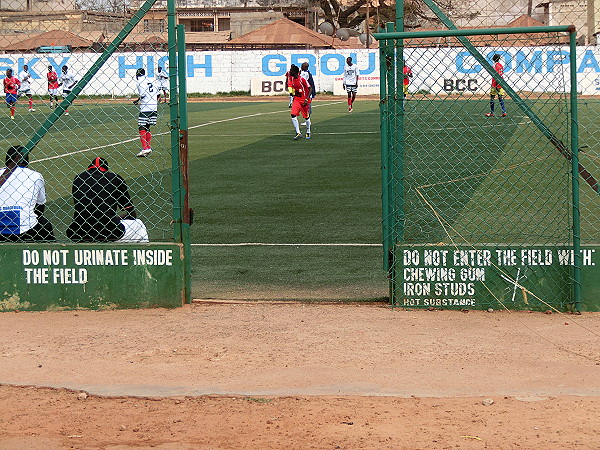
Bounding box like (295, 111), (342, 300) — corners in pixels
(293, 133), (302, 140)
(305, 133), (311, 140)
(10, 116), (14, 120)
(29, 108), (35, 112)
(485, 112), (494, 117)
(501, 113), (507, 117)
(65, 112), (70, 116)
(136, 149), (153, 157)
(349, 106), (353, 112)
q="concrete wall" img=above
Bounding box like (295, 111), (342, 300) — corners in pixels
(0, 47), (599, 96)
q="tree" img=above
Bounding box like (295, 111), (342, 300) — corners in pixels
(311, 0), (479, 31)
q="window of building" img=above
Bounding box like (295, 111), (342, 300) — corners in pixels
(190, 19), (214, 32)
(217, 18), (230, 31)
(143, 19), (165, 33)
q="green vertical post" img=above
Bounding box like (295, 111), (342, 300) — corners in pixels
(23, 0), (158, 155)
(385, 22), (398, 302)
(379, 31), (391, 271)
(167, 0), (182, 244)
(569, 30), (582, 311)
(177, 24), (192, 304)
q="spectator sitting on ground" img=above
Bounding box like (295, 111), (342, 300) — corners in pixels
(66, 157), (148, 243)
(0, 145), (55, 242)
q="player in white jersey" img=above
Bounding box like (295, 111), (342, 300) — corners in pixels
(59, 65), (78, 116)
(133, 68), (158, 157)
(157, 66), (169, 103)
(343, 56), (360, 112)
(18, 65), (35, 111)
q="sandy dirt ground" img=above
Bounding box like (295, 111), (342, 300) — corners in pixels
(0, 302), (598, 449)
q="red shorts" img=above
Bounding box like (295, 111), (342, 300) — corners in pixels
(291, 97), (311, 118)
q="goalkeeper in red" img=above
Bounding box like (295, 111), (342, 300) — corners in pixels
(287, 64), (312, 140)
(485, 54), (507, 117)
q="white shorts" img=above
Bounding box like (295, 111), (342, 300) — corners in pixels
(117, 219), (149, 243)
(48, 88), (59, 96)
(345, 84), (358, 93)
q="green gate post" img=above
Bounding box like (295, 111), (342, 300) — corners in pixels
(177, 24), (192, 304)
(379, 27), (391, 271)
(569, 30), (582, 311)
(166, 0), (182, 244)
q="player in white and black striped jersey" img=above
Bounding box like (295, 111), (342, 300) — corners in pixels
(18, 65), (35, 112)
(133, 68), (158, 157)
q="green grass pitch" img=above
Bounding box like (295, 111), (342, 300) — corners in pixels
(1, 96), (598, 301)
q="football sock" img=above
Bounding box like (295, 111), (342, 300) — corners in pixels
(305, 119), (311, 134)
(29, 100), (33, 108)
(490, 99), (495, 113)
(499, 98), (506, 114)
(291, 116), (300, 134)
(10, 106), (15, 117)
(146, 130), (152, 148)
(139, 130), (149, 149)
(348, 98), (352, 106)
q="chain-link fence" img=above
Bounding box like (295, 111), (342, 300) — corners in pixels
(376, 0), (600, 311)
(0, 0), (183, 245)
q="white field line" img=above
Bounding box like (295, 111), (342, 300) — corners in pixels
(191, 243), (382, 246)
(32, 101), (345, 163)
(32, 101), (530, 163)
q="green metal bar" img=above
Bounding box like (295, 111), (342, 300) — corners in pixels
(373, 25), (573, 40)
(569, 30), (582, 312)
(23, 0), (158, 156)
(384, 22), (398, 303)
(167, 0), (182, 244)
(177, 24), (192, 305)
(376, 1), (600, 195)
(379, 30), (391, 271)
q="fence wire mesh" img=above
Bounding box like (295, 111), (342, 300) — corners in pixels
(0, 0), (174, 244)
(379, 26), (593, 310)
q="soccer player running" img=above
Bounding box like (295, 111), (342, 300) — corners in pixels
(288, 64), (312, 140)
(59, 65), (78, 116)
(18, 65), (35, 112)
(485, 54), (507, 117)
(133, 68), (158, 157)
(343, 56), (359, 112)
(402, 60), (413, 111)
(157, 66), (169, 103)
(300, 62), (316, 126)
(3, 69), (20, 120)
(47, 66), (59, 109)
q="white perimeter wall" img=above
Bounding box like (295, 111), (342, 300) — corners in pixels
(1, 47), (599, 96)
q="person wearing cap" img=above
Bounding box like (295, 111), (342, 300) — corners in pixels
(66, 157), (148, 242)
(0, 145), (55, 242)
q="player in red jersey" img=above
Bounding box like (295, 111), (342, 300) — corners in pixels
(47, 66), (60, 109)
(402, 60), (413, 111)
(485, 54), (507, 117)
(284, 69), (294, 108)
(3, 68), (21, 120)
(287, 64), (312, 140)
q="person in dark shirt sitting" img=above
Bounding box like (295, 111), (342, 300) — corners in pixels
(66, 157), (148, 242)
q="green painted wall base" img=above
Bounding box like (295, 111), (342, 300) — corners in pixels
(393, 244), (600, 311)
(0, 243), (185, 311)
